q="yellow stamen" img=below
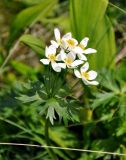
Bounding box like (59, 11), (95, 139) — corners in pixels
(64, 57), (73, 65)
(48, 54), (56, 61)
(58, 39), (62, 44)
(67, 39), (75, 46)
(79, 44), (85, 50)
(81, 72), (89, 80)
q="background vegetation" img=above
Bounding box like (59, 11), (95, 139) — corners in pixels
(0, 0), (126, 159)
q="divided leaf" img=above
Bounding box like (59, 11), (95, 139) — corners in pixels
(16, 92), (41, 103)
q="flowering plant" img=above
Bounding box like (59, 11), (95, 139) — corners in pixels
(17, 28), (99, 160)
(40, 28), (98, 85)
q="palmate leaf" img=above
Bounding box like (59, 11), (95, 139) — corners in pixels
(91, 92), (116, 109)
(46, 106), (56, 125)
(16, 92), (41, 103)
(70, 0), (116, 70)
(46, 98), (62, 125)
(45, 97), (80, 125)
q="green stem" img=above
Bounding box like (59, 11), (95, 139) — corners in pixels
(51, 72), (59, 97)
(45, 119), (58, 160)
(49, 64), (52, 96)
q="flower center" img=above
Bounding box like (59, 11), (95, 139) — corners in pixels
(48, 54), (56, 61)
(58, 39), (62, 45)
(64, 57), (73, 65)
(79, 44), (85, 50)
(67, 39), (75, 46)
(81, 72), (89, 80)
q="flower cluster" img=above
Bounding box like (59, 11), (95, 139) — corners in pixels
(40, 28), (99, 85)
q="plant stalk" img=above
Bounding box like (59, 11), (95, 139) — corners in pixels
(45, 118), (58, 160)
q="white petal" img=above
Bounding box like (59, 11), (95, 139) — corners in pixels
(82, 78), (90, 85)
(58, 63), (66, 69)
(88, 81), (99, 85)
(67, 52), (76, 61)
(80, 62), (89, 73)
(54, 28), (60, 43)
(56, 54), (62, 61)
(77, 53), (87, 61)
(73, 46), (84, 54)
(72, 60), (83, 67)
(46, 45), (56, 57)
(62, 32), (72, 39)
(51, 40), (59, 48)
(49, 45), (56, 54)
(72, 38), (78, 46)
(74, 69), (81, 78)
(61, 39), (68, 49)
(45, 46), (49, 57)
(88, 71), (98, 80)
(60, 50), (67, 60)
(80, 37), (89, 48)
(40, 59), (50, 65)
(83, 48), (97, 54)
(82, 78), (99, 85)
(51, 62), (61, 72)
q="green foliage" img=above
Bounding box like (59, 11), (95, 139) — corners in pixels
(17, 71), (80, 125)
(6, 0), (57, 49)
(70, 0), (116, 70)
(20, 34), (45, 56)
(1, 0), (126, 159)
(91, 69), (126, 117)
(11, 60), (37, 79)
(0, 82), (78, 160)
(19, 0), (47, 6)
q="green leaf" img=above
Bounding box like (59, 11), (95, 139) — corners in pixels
(118, 96), (126, 117)
(20, 34), (44, 56)
(70, 0), (116, 70)
(11, 60), (36, 77)
(46, 106), (56, 125)
(99, 112), (114, 121)
(7, 0), (57, 49)
(16, 93), (41, 103)
(92, 92), (116, 109)
(91, 138), (118, 159)
(46, 98), (61, 125)
(116, 120), (126, 136)
(46, 98), (70, 125)
(19, 0), (46, 6)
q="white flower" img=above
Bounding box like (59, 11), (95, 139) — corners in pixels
(74, 37), (97, 55)
(74, 62), (99, 85)
(58, 50), (83, 68)
(72, 47), (87, 61)
(51, 28), (61, 48)
(51, 28), (78, 52)
(62, 34), (78, 50)
(40, 45), (65, 72)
